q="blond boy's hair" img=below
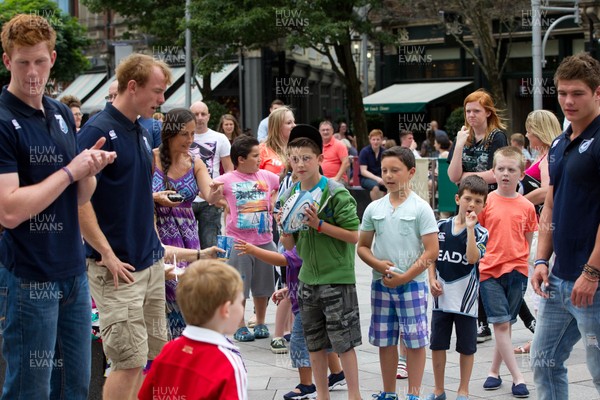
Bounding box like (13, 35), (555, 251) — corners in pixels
(493, 146), (525, 172)
(176, 260), (243, 327)
(1, 14), (56, 57)
(115, 53), (172, 94)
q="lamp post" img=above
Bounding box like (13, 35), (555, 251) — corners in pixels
(351, 35), (362, 76)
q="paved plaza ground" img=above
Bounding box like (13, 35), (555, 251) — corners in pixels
(0, 252), (597, 400)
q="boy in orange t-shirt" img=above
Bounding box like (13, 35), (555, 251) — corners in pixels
(477, 146), (537, 398)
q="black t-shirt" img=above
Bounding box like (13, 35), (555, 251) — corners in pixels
(447, 128), (507, 191)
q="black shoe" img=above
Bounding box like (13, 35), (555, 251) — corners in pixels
(477, 325), (492, 343)
(327, 371), (346, 391)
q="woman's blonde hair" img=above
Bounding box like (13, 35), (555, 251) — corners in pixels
(525, 110), (563, 147)
(463, 89), (506, 146)
(266, 106), (293, 165)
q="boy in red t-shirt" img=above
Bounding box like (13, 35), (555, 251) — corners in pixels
(477, 146), (538, 398)
(138, 260), (247, 400)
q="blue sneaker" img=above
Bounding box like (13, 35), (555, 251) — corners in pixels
(406, 395), (421, 400)
(512, 383), (529, 398)
(372, 392), (398, 400)
(483, 376), (502, 390)
(283, 383), (317, 400)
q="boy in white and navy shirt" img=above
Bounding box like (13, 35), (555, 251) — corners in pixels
(427, 175), (489, 400)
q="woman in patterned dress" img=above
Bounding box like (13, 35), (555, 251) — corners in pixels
(152, 108), (221, 338)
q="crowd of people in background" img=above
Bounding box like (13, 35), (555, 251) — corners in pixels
(1, 13), (599, 400)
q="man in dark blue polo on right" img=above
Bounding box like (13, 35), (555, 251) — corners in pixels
(531, 52), (600, 399)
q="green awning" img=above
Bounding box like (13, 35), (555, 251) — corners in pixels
(58, 72), (106, 103)
(363, 81), (473, 114)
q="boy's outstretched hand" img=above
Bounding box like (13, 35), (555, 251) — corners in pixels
(234, 239), (256, 256)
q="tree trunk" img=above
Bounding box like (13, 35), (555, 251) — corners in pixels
(333, 42), (369, 149)
(201, 74), (212, 101)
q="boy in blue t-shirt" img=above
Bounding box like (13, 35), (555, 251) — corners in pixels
(358, 146), (439, 400)
(426, 175), (489, 400)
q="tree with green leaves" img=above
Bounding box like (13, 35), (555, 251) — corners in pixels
(383, 0), (529, 112)
(0, 0), (91, 89)
(82, 0), (397, 146)
(188, 0), (397, 147)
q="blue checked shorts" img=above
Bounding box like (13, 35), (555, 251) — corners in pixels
(369, 279), (429, 349)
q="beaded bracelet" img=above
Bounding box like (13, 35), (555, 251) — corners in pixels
(583, 263), (600, 279)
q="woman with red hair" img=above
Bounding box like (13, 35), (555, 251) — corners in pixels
(447, 89), (508, 192)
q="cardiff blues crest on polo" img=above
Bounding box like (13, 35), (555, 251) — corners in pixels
(54, 114), (69, 134)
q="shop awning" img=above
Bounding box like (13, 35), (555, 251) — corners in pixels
(161, 63), (237, 112)
(363, 81), (473, 113)
(57, 72), (106, 103)
(80, 67), (186, 114)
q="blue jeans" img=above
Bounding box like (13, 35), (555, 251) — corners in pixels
(531, 273), (600, 399)
(0, 267), (91, 400)
(290, 312), (311, 368)
(192, 201), (222, 249)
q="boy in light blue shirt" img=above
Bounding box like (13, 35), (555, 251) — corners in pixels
(358, 146), (439, 400)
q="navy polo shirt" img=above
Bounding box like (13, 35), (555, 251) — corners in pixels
(358, 145), (382, 177)
(548, 115), (600, 281)
(0, 87), (85, 281)
(138, 117), (162, 148)
(78, 104), (163, 271)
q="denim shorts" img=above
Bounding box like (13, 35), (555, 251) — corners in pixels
(298, 282), (362, 354)
(480, 270), (527, 324)
(360, 177), (387, 192)
(289, 312), (311, 368)
(369, 279), (429, 349)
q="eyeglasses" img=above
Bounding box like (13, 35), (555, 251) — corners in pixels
(105, 94), (117, 101)
(73, 112), (83, 117)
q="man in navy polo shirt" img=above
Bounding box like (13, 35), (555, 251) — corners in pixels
(359, 129), (387, 201)
(531, 53), (600, 399)
(0, 14), (116, 399)
(78, 53), (172, 400)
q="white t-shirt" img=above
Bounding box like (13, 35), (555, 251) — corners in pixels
(189, 128), (231, 202)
